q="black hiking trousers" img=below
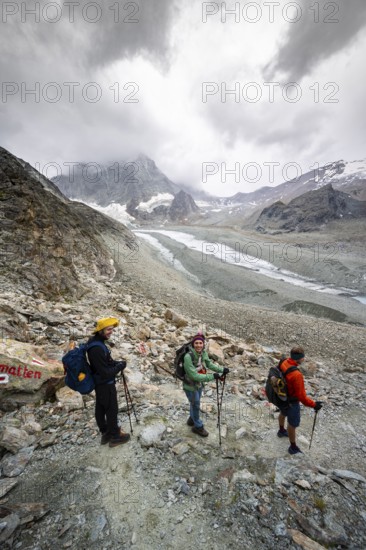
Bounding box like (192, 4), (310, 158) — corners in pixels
(95, 383), (119, 436)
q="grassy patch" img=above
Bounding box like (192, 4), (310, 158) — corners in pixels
(313, 496), (326, 511)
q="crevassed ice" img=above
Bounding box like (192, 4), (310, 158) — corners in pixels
(135, 231), (200, 284)
(137, 229), (359, 298)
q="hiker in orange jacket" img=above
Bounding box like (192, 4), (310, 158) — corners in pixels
(277, 346), (322, 454)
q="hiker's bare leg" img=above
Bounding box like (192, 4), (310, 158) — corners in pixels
(288, 424), (296, 444)
(279, 413), (286, 430)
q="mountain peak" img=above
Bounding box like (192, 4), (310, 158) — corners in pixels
(256, 183), (366, 233)
(169, 190), (199, 221)
(52, 155), (201, 224)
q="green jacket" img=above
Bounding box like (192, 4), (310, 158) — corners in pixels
(183, 347), (224, 391)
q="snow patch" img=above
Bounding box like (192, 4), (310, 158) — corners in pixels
(331, 159), (366, 182)
(72, 199), (136, 227)
(320, 159), (366, 186)
(137, 193), (174, 213)
(196, 200), (212, 208)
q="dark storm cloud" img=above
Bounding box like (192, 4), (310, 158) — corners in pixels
(265, 0), (366, 81)
(0, 0), (180, 159)
(0, 0), (179, 78)
(86, 0), (180, 69)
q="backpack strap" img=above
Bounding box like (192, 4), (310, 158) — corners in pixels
(283, 366), (299, 404)
(86, 341), (115, 385)
(85, 341), (109, 371)
(183, 350), (199, 384)
(283, 366), (299, 377)
(189, 350), (206, 372)
(183, 350), (196, 370)
(86, 341), (108, 352)
(86, 341), (109, 358)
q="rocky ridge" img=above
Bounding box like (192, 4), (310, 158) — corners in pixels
(194, 158), (366, 228)
(255, 184), (366, 233)
(0, 146), (136, 301)
(53, 154), (180, 208)
(52, 154), (199, 223)
(168, 191), (200, 222)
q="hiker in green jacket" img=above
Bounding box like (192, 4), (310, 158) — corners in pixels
(183, 333), (229, 437)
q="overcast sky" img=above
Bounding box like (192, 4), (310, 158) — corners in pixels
(1, 0), (366, 196)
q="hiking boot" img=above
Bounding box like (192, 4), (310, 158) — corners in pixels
(288, 444), (302, 455)
(192, 426), (209, 437)
(277, 429), (288, 438)
(109, 430), (131, 447)
(101, 432), (111, 445)
(187, 417), (194, 427)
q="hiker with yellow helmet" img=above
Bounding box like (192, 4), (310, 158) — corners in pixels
(87, 317), (130, 447)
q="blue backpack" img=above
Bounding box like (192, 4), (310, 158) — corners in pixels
(62, 341), (106, 394)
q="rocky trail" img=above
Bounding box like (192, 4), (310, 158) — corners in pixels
(0, 285), (366, 549)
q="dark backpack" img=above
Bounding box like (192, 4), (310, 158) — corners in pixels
(265, 357), (299, 407)
(174, 343), (195, 381)
(62, 341), (106, 394)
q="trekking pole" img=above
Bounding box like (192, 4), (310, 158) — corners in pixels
(309, 410), (318, 450)
(122, 373), (133, 434)
(122, 373), (139, 423)
(121, 373), (139, 435)
(155, 364), (176, 379)
(219, 374), (226, 415)
(216, 378), (222, 446)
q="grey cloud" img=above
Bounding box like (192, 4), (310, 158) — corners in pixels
(198, 98), (263, 148)
(201, 98), (328, 157)
(264, 0), (366, 81)
(87, 0), (180, 69)
(0, 1), (180, 79)
(0, 0), (180, 163)
(255, 109), (329, 151)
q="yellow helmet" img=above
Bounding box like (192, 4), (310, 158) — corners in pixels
(93, 317), (119, 333)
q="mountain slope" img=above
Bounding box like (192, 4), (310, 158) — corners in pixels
(231, 159), (366, 206)
(255, 184), (366, 233)
(169, 190), (200, 221)
(52, 154), (202, 224)
(53, 154), (180, 207)
(0, 147), (135, 299)
(194, 158), (366, 227)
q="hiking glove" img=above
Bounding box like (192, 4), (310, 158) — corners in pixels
(222, 368), (230, 376)
(116, 360), (127, 372)
(213, 373), (224, 380)
(314, 401), (323, 411)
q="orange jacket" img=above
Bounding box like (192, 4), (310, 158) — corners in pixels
(280, 358), (316, 408)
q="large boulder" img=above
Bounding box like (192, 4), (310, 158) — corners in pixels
(164, 309), (188, 328)
(55, 386), (84, 412)
(0, 339), (64, 411)
(0, 427), (36, 454)
(207, 339), (225, 364)
(138, 422), (166, 447)
(0, 446), (35, 475)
